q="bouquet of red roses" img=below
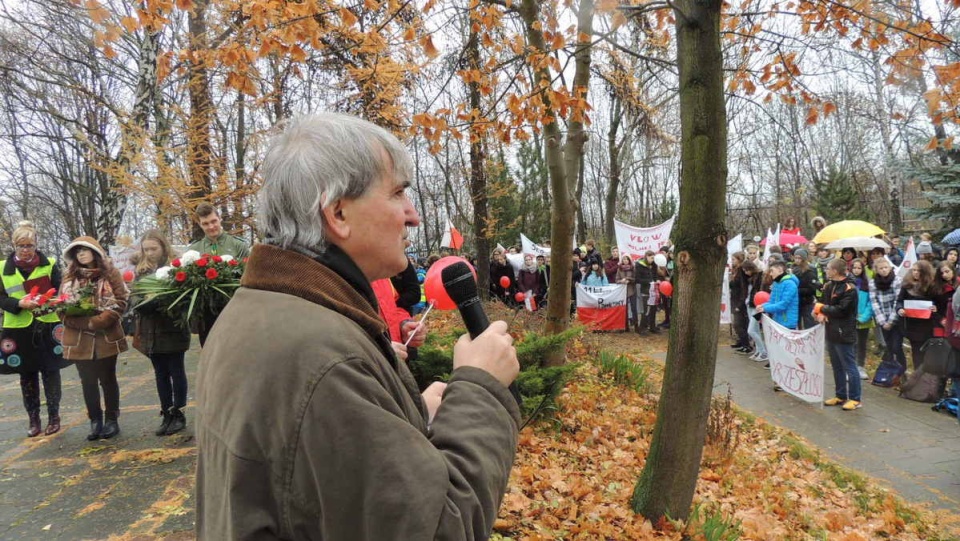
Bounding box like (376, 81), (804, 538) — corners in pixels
(131, 251), (245, 328)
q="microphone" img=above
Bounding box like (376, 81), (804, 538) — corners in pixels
(441, 261), (521, 403)
(441, 262), (489, 339)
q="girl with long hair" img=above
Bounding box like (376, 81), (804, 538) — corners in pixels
(582, 261), (608, 286)
(850, 258), (874, 379)
(60, 237), (128, 440)
(131, 230), (191, 436)
(870, 257), (905, 375)
(895, 260), (940, 370)
(616, 255), (637, 332)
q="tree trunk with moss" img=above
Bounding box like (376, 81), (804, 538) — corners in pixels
(632, 0), (728, 522)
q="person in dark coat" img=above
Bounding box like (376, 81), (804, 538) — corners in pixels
(818, 258), (862, 410)
(489, 249), (516, 304)
(131, 230), (192, 436)
(390, 260), (421, 315)
(604, 247), (620, 284)
(729, 251), (750, 348)
(895, 260), (941, 370)
(791, 248), (819, 329)
(0, 221), (67, 437)
(634, 250), (659, 334)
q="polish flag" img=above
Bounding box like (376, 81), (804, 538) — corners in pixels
(902, 299), (934, 319)
(897, 237), (916, 278)
(576, 283), (627, 331)
(440, 219), (464, 249)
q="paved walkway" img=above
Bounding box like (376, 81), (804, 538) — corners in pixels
(702, 344), (960, 512)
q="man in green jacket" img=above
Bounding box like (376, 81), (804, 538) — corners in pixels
(188, 202), (250, 345)
(195, 112), (521, 540)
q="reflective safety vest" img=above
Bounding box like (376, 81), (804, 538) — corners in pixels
(1, 257), (60, 328)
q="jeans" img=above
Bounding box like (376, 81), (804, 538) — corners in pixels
(747, 307), (767, 356)
(150, 352), (188, 411)
(827, 341), (861, 401)
(75, 356), (120, 420)
(880, 325), (906, 371)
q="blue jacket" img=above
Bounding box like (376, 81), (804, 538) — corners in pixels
(582, 273), (608, 287)
(856, 288), (875, 328)
(764, 273), (799, 329)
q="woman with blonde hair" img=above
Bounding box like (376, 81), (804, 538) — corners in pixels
(0, 221), (67, 437)
(60, 236), (128, 440)
(131, 230), (191, 436)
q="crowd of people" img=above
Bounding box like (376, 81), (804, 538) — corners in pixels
(727, 219), (960, 412)
(0, 204), (249, 440)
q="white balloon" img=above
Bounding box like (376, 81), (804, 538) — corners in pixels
(654, 254), (668, 267)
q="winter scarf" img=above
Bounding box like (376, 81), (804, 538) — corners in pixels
(13, 253), (41, 275)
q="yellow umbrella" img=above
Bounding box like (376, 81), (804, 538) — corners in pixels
(812, 220), (885, 244)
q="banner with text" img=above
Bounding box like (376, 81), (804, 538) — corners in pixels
(613, 217), (675, 260)
(520, 234), (551, 258)
(762, 315), (825, 404)
(576, 284), (627, 331)
(720, 268), (731, 325)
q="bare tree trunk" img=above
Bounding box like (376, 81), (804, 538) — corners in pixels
(632, 0), (728, 522)
(466, 22), (491, 298)
(515, 0), (593, 366)
(187, 0), (213, 240)
(604, 97), (623, 244)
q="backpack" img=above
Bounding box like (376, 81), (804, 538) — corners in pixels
(932, 397), (959, 419)
(920, 337), (960, 377)
(872, 358), (905, 388)
(899, 366), (946, 403)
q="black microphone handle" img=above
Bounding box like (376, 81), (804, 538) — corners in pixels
(458, 298), (490, 339)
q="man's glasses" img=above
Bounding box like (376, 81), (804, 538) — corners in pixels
(15, 244), (35, 251)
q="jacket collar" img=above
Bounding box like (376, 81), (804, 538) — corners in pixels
(3, 250), (50, 276)
(240, 244), (386, 339)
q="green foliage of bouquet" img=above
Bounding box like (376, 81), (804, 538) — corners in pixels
(131, 250), (245, 329)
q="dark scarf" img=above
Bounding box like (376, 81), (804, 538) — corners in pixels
(13, 253), (41, 276)
(874, 269), (895, 291)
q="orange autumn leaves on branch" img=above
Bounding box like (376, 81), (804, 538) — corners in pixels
(76, 0), (433, 129)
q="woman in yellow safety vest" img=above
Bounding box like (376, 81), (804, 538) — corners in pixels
(0, 221), (68, 437)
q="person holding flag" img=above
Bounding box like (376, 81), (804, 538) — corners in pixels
(896, 260), (941, 370)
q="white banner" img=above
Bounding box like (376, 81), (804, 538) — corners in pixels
(727, 234), (743, 261)
(613, 217), (675, 260)
(575, 283), (627, 307)
(720, 268), (731, 325)
(506, 253), (523, 277)
(897, 237), (916, 278)
(520, 234), (551, 257)
(760, 225), (780, 270)
(762, 315), (825, 404)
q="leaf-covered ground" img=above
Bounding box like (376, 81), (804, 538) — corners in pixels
(433, 307), (960, 540)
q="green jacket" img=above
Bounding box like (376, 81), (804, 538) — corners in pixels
(195, 244), (520, 540)
(188, 233), (249, 259)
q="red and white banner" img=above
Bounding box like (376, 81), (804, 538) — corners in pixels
(576, 284), (627, 331)
(903, 299), (934, 319)
(762, 315), (825, 404)
(897, 237), (916, 279)
(720, 268), (731, 325)
(613, 217), (675, 260)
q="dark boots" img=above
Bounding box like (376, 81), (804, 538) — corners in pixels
(155, 410), (173, 436)
(100, 412), (120, 440)
(165, 408), (186, 435)
(27, 411), (42, 438)
(44, 414), (61, 436)
(87, 413), (103, 441)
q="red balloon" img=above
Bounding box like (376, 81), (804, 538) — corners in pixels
(658, 281), (673, 297)
(514, 292), (526, 303)
(122, 270), (135, 282)
(424, 256), (477, 310)
(499, 275), (511, 289)
(754, 291), (771, 306)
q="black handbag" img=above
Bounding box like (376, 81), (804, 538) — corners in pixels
(920, 337), (960, 377)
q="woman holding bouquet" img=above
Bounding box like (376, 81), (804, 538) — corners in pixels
(130, 230), (190, 436)
(0, 221), (66, 437)
(60, 237), (129, 440)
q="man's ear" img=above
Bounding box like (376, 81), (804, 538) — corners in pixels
(321, 198), (350, 242)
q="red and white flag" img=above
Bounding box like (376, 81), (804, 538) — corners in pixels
(897, 237), (916, 278)
(903, 299), (934, 319)
(576, 284), (627, 331)
(440, 219), (464, 249)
